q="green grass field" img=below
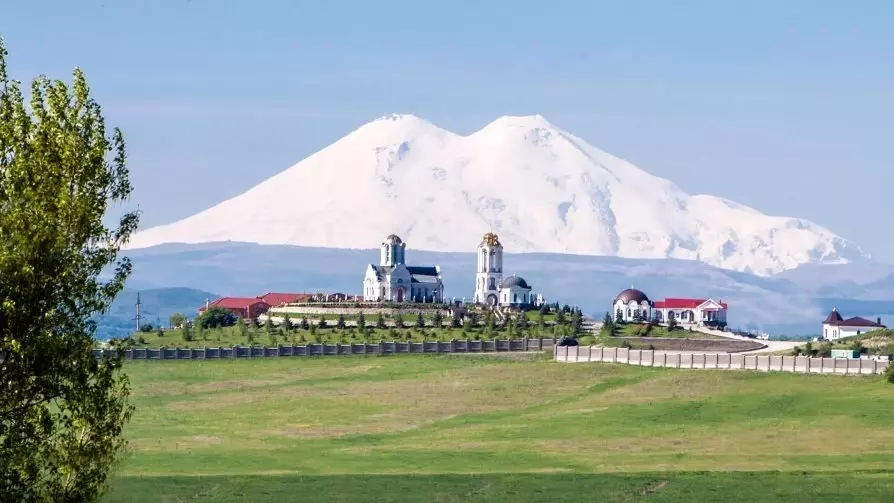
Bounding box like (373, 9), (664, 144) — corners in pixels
(105, 355), (894, 502)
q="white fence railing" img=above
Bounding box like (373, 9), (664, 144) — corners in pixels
(555, 346), (888, 375)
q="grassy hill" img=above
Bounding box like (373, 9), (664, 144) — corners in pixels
(104, 355), (894, 502)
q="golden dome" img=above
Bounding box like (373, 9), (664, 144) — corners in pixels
(480, 232), (501, 247)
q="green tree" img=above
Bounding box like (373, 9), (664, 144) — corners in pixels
(394, 313), (404, 329)
(632, 309), (642, 323)
(884, 361), (894, 384)
(182, 323), (193, 342)
(556, 309), (566, 325)
(264, 315), (274, 334)
(357, 312), (366, 329)
(195, 320), (205, 340)
(415, 311), (425, 329)
(236, 317), (247, 339)
(375, 312), (386, 329)
(168, 312), (186, 329)
(139, 323), (154, 333)
(667, 311), (678, 330)
(281, 313), (292, 333)
(485, 311), (496, 333)
(299, 317), (309, 330)
(198, 306), (236, 329)
(516, 312), (529, 333)
(571, 309), (582, 335)
(0, 39), (139, 500)
(336, 313), (346, 330)
(615, 308), (624, 325)
(433, 311), (443, 327)
(466, 311), (478, 328)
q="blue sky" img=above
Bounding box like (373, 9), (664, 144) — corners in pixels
(2, 0), (893, 262)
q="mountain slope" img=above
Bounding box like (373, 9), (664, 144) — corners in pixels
(128, 113), (867, 276)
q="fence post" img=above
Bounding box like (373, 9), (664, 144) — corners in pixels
(379, 340), (385, 354)
(575, 344), (580, 361)
(539, 338), (544, 351)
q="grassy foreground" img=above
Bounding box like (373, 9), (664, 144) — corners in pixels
(107, 355), (894, 502)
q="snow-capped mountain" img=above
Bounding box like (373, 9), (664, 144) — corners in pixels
(127, 113), (867, 276)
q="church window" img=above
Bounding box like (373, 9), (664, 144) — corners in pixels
(513, 293), (518, 303)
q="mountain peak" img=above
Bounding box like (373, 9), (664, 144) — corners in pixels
(342, 113), (452, 147)
(127, 114), (868, 276)
(484, 114), (557, 130)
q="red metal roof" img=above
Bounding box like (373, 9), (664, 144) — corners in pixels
(653, 298), (728, 309)
(257, 293), (310, 307)
(208, 297), (270, 310)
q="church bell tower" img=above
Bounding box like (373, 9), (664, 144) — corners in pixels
(380, 234), (405, 266)
(474, 233), (503, 306)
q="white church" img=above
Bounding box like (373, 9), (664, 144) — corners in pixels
(473, 232), (543, 309)
(361, 232), (543, 309)
(362, 234), (444, 303)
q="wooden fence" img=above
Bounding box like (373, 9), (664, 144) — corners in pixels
(94, 338), (557, 361)
(555, 346), (889, 375)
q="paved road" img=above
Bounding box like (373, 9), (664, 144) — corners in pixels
(580, 318), (799, 355)
(690, 325), (799, 354)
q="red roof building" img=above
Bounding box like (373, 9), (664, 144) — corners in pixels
(257, 292), (312, 307)
(652, 298), (728, 326)
(199, 297), (270, 320)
